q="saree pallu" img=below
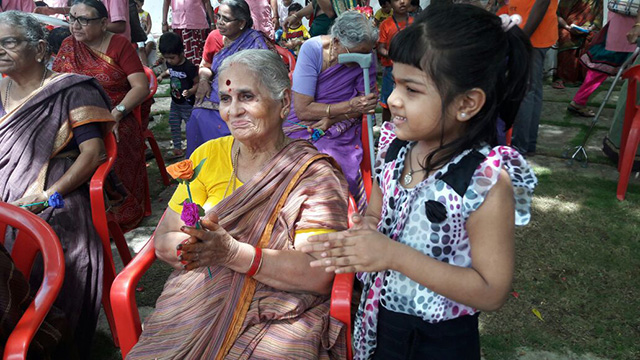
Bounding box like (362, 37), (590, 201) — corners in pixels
(128, 140), (348, 359)
(186, 29), (273, 157)
(284, 61), (375, 213)
(0, 74), (114, 358)
(557, 0), (602, 82)
(54, 37), (147, 230)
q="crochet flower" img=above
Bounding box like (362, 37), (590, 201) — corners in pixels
(46, 192), (65, 209)
(167, 159), (195, 180)
(180, 201), (199, 227)
(19, 192), (64, 210)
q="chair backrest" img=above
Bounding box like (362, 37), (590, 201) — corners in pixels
(275, 45), (296, 80)
(0, 202), (65, 360)
(90, 132), (117, 256)
(143, 66), (158, 100)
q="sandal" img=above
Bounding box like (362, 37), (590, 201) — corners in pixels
(567, 103), (595, 117)
(551, 80), (565, 89)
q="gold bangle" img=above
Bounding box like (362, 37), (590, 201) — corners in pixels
(293, 13), (300, 20)
(326, 104), (331, 117)
(634, 23), (640, 27)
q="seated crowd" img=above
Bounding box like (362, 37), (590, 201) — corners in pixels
(11, 0), (637, 357)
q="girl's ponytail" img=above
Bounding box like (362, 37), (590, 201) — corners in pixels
(498, 25), (532, 130)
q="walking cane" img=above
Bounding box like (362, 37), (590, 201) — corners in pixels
(338, 53), (376, 179)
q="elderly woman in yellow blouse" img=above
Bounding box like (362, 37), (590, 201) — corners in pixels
(127, 49), (349, 359)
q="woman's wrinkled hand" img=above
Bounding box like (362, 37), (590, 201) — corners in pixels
(310, 117), (334, 132)
(299, 213), (395, 274)
(110, 108), (123, 142)
(348, 93), (377, 114)
(177, 213), (240, 271)
(11, 193), (47, 214)
(194, 80), (212, 105)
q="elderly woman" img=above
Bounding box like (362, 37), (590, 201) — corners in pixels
(0, 11), (115, 357)
(186, 0), (275, 157)
(53, 0), (149, 231)
(127, 49), (348, 359)
(284, 11), (378, 211)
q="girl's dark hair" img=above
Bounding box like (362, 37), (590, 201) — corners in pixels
(220, 0), (254, 30)
(159, 31), (184, 55)
(389, 4), (532, 176)
(71, 0), (109, 19)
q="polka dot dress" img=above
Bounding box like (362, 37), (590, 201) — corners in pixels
(352, 123), (537, 359)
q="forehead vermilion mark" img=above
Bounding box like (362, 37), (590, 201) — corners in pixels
(226, 79), (231, 86)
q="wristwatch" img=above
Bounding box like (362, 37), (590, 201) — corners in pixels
(115, 104), (126, 113)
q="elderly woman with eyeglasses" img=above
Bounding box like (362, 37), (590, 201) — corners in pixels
(0, 10), (115, 357)
(127, 49), (349, 359)
(53, 0), (150, 231)
(185, 0), (276, 157)
(284, 11), (378, 212)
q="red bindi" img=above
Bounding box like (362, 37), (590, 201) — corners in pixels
(226, 79), (231, 86)
(228, 88), (232, 93)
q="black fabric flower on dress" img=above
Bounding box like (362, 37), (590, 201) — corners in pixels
(425, 200), (447, 223)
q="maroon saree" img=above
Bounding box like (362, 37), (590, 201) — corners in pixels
(54, 36), (147, 230)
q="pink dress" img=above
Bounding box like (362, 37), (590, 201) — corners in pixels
(0, 0), (35, 11)
(103, 0), (131, 42)
(170, 0), (209, 29)
(246, 0), (275, 40)
(606, 12), (636, 53)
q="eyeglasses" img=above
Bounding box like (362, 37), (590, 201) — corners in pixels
(66, 14), (102, 26)
(0, 37), (25, 51)
(215, 14), (239, 24)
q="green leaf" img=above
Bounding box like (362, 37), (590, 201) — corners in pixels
(197, 204), (206, 217)
(181, 198), (190, 205)
(190, 158), (207, 181)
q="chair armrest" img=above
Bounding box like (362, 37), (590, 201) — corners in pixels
(330, 272), (354, 360)
(110, 235), (157, 358)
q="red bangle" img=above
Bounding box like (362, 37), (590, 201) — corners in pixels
(246, 247), (263, 277)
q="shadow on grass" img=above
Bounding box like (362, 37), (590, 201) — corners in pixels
(480, 171), (640, 359)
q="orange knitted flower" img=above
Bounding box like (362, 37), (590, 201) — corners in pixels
(166, 159), (194, 180)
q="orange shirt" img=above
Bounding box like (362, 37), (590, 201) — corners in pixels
(378, 15), (414, 67)
(504, 0), (558, 48)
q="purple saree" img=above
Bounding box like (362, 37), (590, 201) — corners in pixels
(0, 73), (114, 358)
(284, 59), (376, 211)
(186, 29), (273, 157)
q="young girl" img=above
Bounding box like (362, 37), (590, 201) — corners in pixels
(301, 4), (538, 359)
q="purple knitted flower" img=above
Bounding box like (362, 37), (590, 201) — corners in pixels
(181, 201), (199, 227)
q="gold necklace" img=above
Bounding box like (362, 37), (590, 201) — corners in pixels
(3, 67), (49, 112)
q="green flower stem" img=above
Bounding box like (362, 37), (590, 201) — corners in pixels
(20, 201), (48, 208)
(186, 181), (212, 278)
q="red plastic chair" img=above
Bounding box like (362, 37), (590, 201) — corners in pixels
(131, 67), (170, 217)
(89, 132), (133, 347)
(617, 64), (640, 200)
(111, 197), (358, 359)
(275, 45), (296, 80)
(0, 202), (64, 360)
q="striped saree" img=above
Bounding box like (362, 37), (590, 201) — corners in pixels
(128, 140), (349, 359)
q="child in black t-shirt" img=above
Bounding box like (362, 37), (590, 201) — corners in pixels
(158, 32), (199, 159)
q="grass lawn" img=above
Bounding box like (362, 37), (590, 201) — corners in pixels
(480, 168), (640, 359)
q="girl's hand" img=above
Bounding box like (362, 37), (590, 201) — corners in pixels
(300, 226), (397, 274)
(11, 193), (48, 214)
(349, 93), (377, 114)
(194, 80), (211, 105)
(177, 215), (240, 271)
(628, 25), (640, 44)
